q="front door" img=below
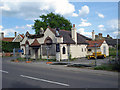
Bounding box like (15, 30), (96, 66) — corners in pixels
(35, 48), (38, 60)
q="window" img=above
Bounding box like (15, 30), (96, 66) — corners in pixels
(29, 50), (31, 55)
(63, 47), (66, 54)
(22, 48), (24, 55)
(56, 44), (60, 52)
(88, 49), (91, 51)
(82, 48), (83, 52)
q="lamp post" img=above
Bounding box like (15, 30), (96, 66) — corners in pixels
(46, 45), (49, 62)
(26, 44), (29, 62)
(94, 43), (98, 66)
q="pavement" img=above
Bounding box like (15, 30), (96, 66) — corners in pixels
(1, 57), (119, 88)
(9, 61), (118, 76)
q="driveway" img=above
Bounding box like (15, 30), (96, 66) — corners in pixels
(60, 57), (111, 66)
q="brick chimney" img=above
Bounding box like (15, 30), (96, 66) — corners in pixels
(107, 34), (110, 38)
(0, 32), (4, 39)
(92, 30), (95, 40)
(71, 24), (77, 44)
(99, 33), (102, 39)
(15, 32), (17, 37)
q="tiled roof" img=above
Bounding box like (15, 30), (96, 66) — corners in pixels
(30, 39), (40, 46)
(51, 29), (89, 44)
(2, 37), (15, 42)
(26, 26), (91, 44)
(105, 38), (120, 46)
(87, 40), (104, 47)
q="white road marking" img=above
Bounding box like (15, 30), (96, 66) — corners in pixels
(20, 75), (69, 87)
(0, 70), (8, 73)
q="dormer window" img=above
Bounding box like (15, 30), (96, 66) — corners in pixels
(56, 28), (60, 37)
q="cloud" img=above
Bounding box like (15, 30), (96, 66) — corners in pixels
(106, 19), (118, 32)
(102, 19), (118, 38)
(0, 25), (16, 36)
(0, 24), (34, 37)
(96, 12), (104, 18)
(79, 5), (89, 17)
(98, 24), (106, 31)
(72, 13), (78, 17)
(78, 18), (92, 27)
(0, 0), (75, 20)
(0, 25), (3, 29)
(78, 28), (91, 37)
(26, 24), (33, 28)
(0, 28), (16, 36)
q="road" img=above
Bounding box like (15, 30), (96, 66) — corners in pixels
(1, 57), (118, 88)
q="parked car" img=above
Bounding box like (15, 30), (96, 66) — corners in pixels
(87, 52), (106, 59)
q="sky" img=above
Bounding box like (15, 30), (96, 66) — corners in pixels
(0, 0), (119, 39)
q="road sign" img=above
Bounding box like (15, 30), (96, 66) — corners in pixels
(18, 50), (23, 53)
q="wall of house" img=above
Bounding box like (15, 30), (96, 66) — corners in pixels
(37, 28), (56, 44)
(30, 47), (35, 59)
(100, 41), (109, 56)
(60, 44), (68, 60)
(70, 44), (87, 58)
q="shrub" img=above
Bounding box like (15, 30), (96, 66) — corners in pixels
(2, 41), (20, 52)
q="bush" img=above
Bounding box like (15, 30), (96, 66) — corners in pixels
(2, 41), (20, 52)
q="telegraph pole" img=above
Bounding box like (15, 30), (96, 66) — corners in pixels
(116, 34), (119, 64)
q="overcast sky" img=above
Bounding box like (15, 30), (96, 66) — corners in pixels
(0, 0), (119, 38)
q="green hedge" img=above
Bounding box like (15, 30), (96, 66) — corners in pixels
(1, 41), (20, 52)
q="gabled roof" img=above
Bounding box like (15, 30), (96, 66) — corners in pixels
(30, 39), (40, 46)
(105, 38), (120, 46)
(19, 34), (24, 38)
(2, 37), (15, 42)
(12, 34), (24, 42)
(87, 40), (104, 47)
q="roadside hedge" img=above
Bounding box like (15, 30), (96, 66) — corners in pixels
(1, 41), (20, 52)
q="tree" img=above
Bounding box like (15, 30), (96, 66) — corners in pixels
(32, 12), (72, 34)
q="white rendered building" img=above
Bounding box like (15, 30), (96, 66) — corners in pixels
(20, 24), (91, 61)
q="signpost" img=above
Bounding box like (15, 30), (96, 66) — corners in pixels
(13, 48), (15, 60)
(26, 44), (29, 62)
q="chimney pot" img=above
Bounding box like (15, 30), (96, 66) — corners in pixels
(1, 32), (4, 39)
(107, 34), (110, 38)
(99, 33), (102, 39)
(73, 24), (75, 28)
(92, 30), (95, 40)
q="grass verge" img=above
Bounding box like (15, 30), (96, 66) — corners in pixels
(94, 63), (120, 72)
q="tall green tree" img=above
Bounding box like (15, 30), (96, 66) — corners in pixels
(32, 12), (72, 34)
